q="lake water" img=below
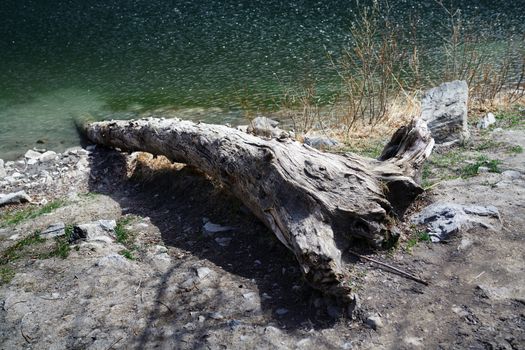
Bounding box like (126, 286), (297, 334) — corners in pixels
(1, 0), (524, 159)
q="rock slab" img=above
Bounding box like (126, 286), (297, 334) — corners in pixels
(41, 222), (66, 239)
(413, 202), (500, 242)
(0, 191), (32, 206)
(72, 219), (117, 243)
(421, 80), (469, 145)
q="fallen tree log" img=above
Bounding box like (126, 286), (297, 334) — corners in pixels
(83, 117), (434, 302)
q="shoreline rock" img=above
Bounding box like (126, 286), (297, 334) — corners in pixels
(421, 80), (469, 146)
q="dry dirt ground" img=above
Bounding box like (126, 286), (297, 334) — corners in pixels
(0, 118), (523, 349)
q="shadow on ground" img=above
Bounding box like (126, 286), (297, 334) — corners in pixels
(86, 147), (341, 345)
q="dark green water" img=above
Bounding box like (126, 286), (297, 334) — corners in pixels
(1, 0), (524, 159)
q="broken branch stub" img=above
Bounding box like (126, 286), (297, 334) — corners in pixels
(84, 117), (433, 302)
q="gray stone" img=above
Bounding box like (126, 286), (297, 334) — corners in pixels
(477, 166), (490, 174)
(72, 219), (117, 242)
(41, 222), (66, 239)
(228, 319), (241, 329)
(27, 158), (38, 166)
(501, 170), (522, 180)
(365, 313), (383, 330)
(209, 312), (224, 320)
(413, 202), (500, 242)
(180, 277), (197, 290)
(196, 267), (212, 279)
(0, 159), (5, 179)
(421, 80), (469, 145)
(96, 253), (132, 269)
(242, 292), (257, 301)
(304, 136), (340, 149)
(275, 308), (289, 316)
(24, 149), (42, 159)
(296, 338), (312, 348)
(247, 116), (291, 139)
(477, 112), (496, 129)
(39, 151), (57, 162)
(458, 238), (473, 251)
(183, 322), (196, 331)
(264, 326), (282, 335)
(252, 116), (279, 129)
(203, 221), (235, 235)
(236, 125), (249, 133)
(0, 191), (32, 206)
(215, 237), (232, 247)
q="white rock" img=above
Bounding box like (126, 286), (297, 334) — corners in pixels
(421, 80), (469, 144)
(27, 158), (38, 166)
(39, 151), (57, 162)
(413, 202), (500, 242)
(0, 159), (5, 179)
(296, 338), (312, 347)
(304, 136), (340, 149)
(209, 312), (224, 320)
(366, 313), (383, 330)
(203, 221), (235, 234)
(72, 220), (117, 242)
(0, 191), (32, 206)
(264, 326), (282, 335)
(404, 336), (424, 347)
(153, 245), (168, 254)
(196, 267), (212, 279)
(25, 149), (42, 159)
(242, 292), (257, 300)
(477, 112), (496, 129)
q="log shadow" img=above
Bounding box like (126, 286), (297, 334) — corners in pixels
(86, 148), (342, 342)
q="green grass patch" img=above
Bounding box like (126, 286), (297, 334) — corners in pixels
(79, 192), (102, 199)
(0, 200), (65, 227)
(474, 139), (503, 151)
(342, 140), (386, 159)
(496, 108), (524, 129)
(0, 266), (15, 285)
(428, 149), (468, 168)
(0, 226), (76, 285)
(508, 145), (523, 154)
(0, 232), (45, 265)
(115, 216), (134, 244)
(405, 229), (430, 252)
(119, 249), (135, 260)
(39, 225), (74, 260)
(461, 155), (501, 178)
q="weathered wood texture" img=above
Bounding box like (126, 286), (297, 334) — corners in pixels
(85, 117), (433, 302)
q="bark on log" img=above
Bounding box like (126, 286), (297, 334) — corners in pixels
(83, 117), (433, 302)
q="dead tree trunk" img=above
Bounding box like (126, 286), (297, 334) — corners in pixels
(84, 117), (433, 302)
